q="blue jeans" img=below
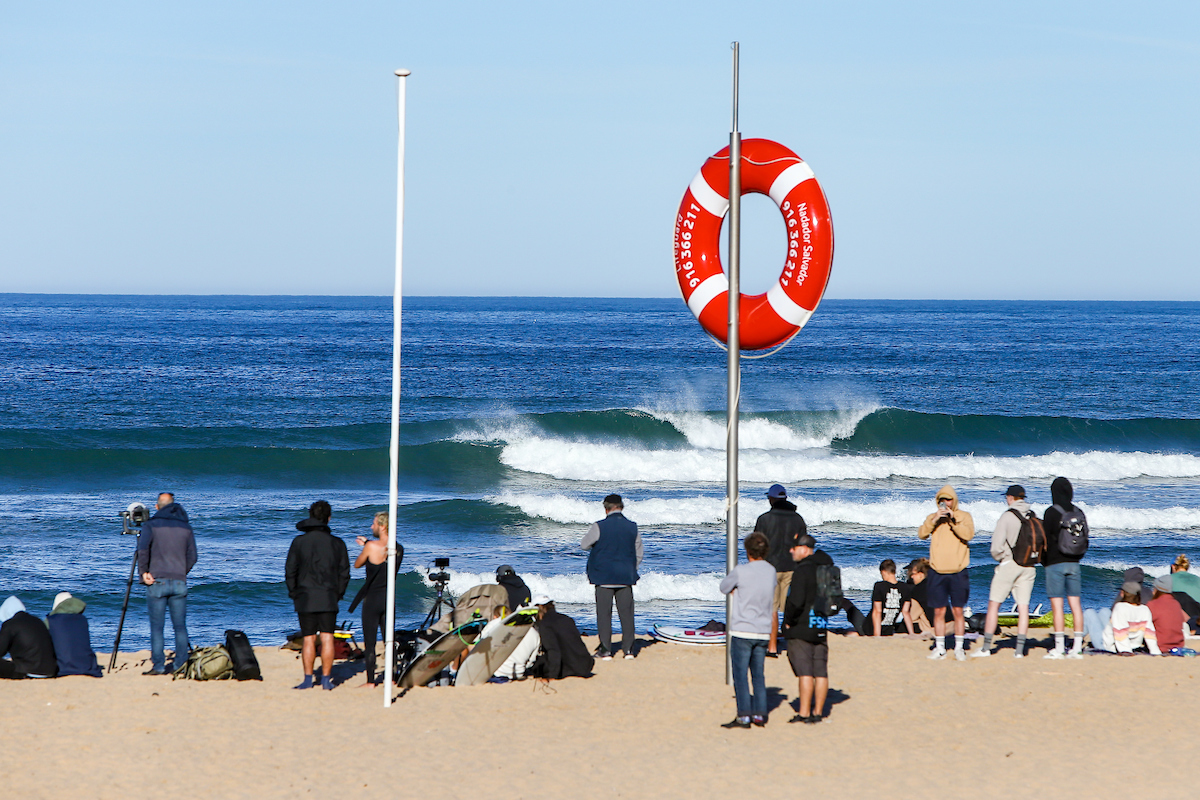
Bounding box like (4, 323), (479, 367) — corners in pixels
(730, 635), (768, 718)
(147, 579), (189, 671)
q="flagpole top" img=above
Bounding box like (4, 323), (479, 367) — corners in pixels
(395, 69), (411, 77)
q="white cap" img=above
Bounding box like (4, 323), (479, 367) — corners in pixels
(531, 593), (551, 606)
(53, 591), (73, 610)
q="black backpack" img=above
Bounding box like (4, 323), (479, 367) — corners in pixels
(1052, 504), (1089, 557)
(813, 564), (844, 617)
(1007, 508), (1046, 567)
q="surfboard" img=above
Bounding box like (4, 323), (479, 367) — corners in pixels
(455, 609), (538, 686)
(397, 620), (485, 688)
(651, 624), (726, 645)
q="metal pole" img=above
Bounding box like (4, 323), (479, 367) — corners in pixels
(725, 42), (741, 686)
(383, 67), (410, 708)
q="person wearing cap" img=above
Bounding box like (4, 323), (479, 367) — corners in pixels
(581, 494), (643, 660)
(917, 485), (975, 661)
(782, 533), (835, 724)
(753, 484), (807, 657)
(46, 592), (103, 678)
(532, 595), (594, 679)
(1041, 477), (1088, 659)
(1146, 574), (1187, 653)
(1098, 581), (1159, 654)
(973, 485), (1037, 659)
(0, 596), (57, 679)
(496, 565), (532, 612)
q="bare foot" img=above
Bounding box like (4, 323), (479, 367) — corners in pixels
(357, 681), (379, 688)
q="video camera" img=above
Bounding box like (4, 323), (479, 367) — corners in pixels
(428, 557), (451, 586)
(120, 502), (150, 535)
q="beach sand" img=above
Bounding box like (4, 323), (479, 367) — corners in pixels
(2, 631), (1198, 799)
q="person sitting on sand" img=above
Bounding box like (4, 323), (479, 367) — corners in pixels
(917, 485), (975, 660)
(1169, 555), (1200, 632)
(46, 592), (102, 678)
(0, 596), (58, 679)
(1146, 574), (1187, 653)
(1098, 582), (1160, 655)
(496, 565), (532, 611)
(866, 559), (914, 637)
(285, 500), (350, 691)
(783, 534), (834, 724)
(347, 511), (402, 687)
(532, 595), (593, 679)
(719, 532), (776, 729)
(905, 559), (935, 636)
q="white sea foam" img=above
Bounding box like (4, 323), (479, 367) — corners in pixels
(645, 408), (875, 451)
(1084, 562), (1199, 579)
(499, 439), (1200, 484)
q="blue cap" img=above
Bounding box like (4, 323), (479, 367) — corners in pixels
(767, 484), (787, 499)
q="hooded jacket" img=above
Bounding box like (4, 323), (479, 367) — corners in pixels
(753, 500), (807, 573)
(990, 498), (1034, 563)
(285, 518), (351, 614)
(782, 549), (834, 644)
(47, 596), (103, 678)
(917, 485), (975, 574)
(136, 503), (198, 582)
(0, 598), (58, 678)
(497, 572), (532, 611)
(1041, 477), (1084, 566)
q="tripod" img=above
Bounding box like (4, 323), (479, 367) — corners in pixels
(418, 573), (454, 632)
(109, 509), (146, 672)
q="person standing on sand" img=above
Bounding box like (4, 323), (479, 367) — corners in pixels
(137, 492), (197, 675)
(286, 500), (350, 690)
(783, 534), (834, 724)
(973, 485), (1036, 659)
(582, 494), (643, 660)
(1040, 477), (1087, 659)
(347, 511), (401, 687)
(719, 532), (776, 729)
(753, 484), (806, 656)
(917, 485), (975, 661)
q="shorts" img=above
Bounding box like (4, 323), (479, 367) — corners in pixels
(925, 570), (969, 610)
(786, 639), (828, 678)
(773, 572), (793, 617)
(1044, 561), (1081, 599)
(989, 560), (1036, 606)
(297, 611), (337, 637)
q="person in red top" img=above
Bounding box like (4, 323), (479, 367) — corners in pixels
(1146, 574), (1187, 652)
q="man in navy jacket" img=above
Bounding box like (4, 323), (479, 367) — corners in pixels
(581, 494), (643, 660)
(137, 492), (197, 675)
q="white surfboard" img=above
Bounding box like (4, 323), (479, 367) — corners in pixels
(455, 609), (537, 686)
(398, 619), (485, 689)
(652, 624), (726, 645)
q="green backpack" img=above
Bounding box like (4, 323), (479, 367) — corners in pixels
(173, 645), (234, 681)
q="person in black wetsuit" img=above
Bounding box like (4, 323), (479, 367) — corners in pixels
(496, 565), (531, 611)
(349, 511), (403, 687)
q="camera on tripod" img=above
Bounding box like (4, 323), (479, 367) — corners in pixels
(120, 502), (150, 534)
(428, 557), (451, 586)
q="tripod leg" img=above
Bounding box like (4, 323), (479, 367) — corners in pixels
(109, 543), (139, 671)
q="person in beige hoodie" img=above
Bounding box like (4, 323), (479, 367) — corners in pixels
(917, 485), (975, 661)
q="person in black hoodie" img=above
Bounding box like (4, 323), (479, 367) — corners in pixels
(286, 500), (350, 690)
(46, 592), (102, 678)
(532, 595), (594, 680)
(137, 492), (198, 675)
(753, 484), (807, 656)
(783, 534), (833, 724)
(0, 596), (57, 679)
(1041, 477), (1087, 659)
(496, 565), (532, 611)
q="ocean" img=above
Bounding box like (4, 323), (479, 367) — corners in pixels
(2, 295), (1199, 652)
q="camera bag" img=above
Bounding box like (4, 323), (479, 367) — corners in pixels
(224, 629), (262, 681)
(173, 646), (233, 681)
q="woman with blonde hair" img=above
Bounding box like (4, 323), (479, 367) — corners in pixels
(348, 511), (402, 686)
(1169, 554), (1200, 634)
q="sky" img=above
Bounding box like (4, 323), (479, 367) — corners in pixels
(2, 2), (1199, 299)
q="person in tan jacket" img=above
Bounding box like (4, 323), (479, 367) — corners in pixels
(917, 485), (975, 661)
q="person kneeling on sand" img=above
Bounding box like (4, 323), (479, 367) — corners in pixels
(783, 534), (834, 724)
(0, 596), (57, 680)
(532, 595), (594, 680)
(719, 532), (776, 729)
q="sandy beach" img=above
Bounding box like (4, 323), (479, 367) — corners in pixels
(3, 630), (1198, 799)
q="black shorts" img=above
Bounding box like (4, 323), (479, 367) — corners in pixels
(786, 639), (828, 678)
(925, 570), (969, 610)
(298, 611), (337, 637)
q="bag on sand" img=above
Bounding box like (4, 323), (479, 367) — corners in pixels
(813, 564), (844, 617)
(174, 645), (234, 681)
(224, 629), (262, 681)
(1052, 504), (1089, 557)
(1008, 508), (1046, 568)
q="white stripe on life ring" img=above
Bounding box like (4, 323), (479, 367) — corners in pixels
(687, 273), (729, 319)
(689, 172), (729, 219)
(768, 162), (816, 207)
(767, 282), (814, 328)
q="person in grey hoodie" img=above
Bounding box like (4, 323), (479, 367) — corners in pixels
(137, 492), (197, 675)
(719, 532), (776, 729)
(973, 485), (1037, 659)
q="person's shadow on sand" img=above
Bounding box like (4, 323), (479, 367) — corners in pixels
(786, 687), (851, 719)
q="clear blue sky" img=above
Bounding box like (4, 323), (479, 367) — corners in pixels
(3, 2), (1198, 299)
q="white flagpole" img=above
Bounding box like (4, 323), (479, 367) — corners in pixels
(383, 67), (410, 708)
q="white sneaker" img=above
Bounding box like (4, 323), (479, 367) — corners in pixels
(928, 650), (946, 660)
(1066, 650), (1083, 660)
(1044, 650), (1066, 660)
(1014, 651), (1024, 659)
(970, 647), (991, 658)
(954, 649), (967, 661)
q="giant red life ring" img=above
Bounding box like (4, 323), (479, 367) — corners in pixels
(673, 138), (833, 351)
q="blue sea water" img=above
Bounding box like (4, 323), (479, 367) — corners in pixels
(2, 294), (1199, 652)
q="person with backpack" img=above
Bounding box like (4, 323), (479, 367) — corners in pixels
(783, 534), (837, 724)
(753, 484), (807, 656)
(973, 485), (1040, 659)
(286, 500), (351, 690)
(1041, 477), (1088, 659)
(917, 485), (975, 661)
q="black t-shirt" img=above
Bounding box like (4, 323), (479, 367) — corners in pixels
(908, 580), (931, 632)
(870, 580), (912, 635)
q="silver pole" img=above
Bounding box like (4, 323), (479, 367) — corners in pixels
(725, 42), (741, 686)
(383, 67), (410, 708)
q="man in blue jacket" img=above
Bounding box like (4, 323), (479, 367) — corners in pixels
(137, 492), (198, 675)
(582, 494), (643, 660)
